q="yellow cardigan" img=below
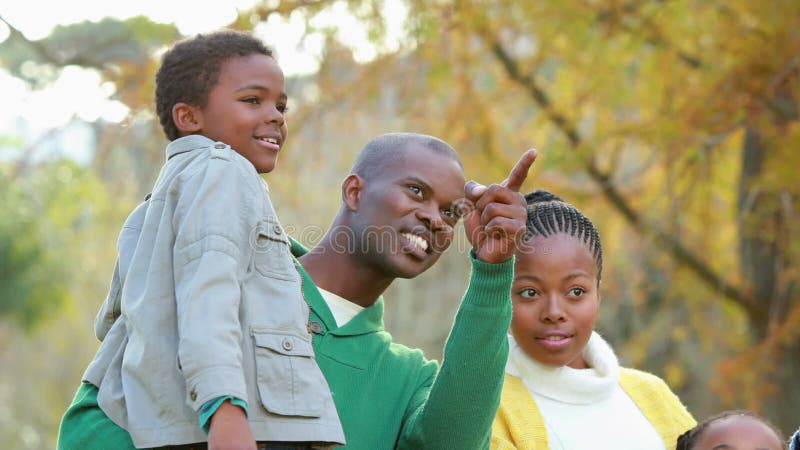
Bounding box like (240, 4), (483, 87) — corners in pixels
(491, 369), (696, 450)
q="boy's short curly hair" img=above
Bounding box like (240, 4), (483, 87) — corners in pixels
(155, 30), (273, 141)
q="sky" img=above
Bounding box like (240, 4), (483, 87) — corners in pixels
(0, 0), (407, 162)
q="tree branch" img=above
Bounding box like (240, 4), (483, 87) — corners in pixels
(487, 34), (765, 324)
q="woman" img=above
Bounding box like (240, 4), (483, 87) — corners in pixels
(491, 190), (696, 450)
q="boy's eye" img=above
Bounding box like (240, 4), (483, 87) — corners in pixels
(408, 185), (423, 197)
(519, 288), (537, 299)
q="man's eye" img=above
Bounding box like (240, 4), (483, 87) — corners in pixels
(452, 199), (471, 219)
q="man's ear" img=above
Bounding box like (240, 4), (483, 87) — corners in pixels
(172, 102), (203, 134)
(342, 174), (365, 212)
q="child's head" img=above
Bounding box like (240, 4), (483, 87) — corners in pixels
(510, 190), (603, 369)
(677, 410), (787, 450)
(155, 30), (288, 173)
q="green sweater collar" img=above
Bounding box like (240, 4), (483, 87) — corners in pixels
(290, 237), (385, 337)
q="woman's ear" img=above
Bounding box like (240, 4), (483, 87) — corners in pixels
(342, 174), (365, 212)
(172, 102), (203, 135)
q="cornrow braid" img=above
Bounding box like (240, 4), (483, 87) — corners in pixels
(523, 190), (603, 282)
(676, 410), (787, 450)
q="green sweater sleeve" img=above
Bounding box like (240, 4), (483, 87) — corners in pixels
(397, 252), (514, 449)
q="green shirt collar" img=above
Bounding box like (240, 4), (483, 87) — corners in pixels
(290, 237), (385, 337)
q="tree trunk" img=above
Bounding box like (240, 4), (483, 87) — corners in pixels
(738, 120), (798, 431)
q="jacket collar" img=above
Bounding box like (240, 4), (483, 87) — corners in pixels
(165, 134), (216, 160)
(290, 237), (385, 337)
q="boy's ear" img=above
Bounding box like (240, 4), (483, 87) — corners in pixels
(172, 102), (203, 134)
(342, 174), (365, 212)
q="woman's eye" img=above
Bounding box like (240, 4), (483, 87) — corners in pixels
(242, 97), (260, 105)
(519, 288), (537, 299)
(277, 103), (289, 113)
(568, 287), (585, 297)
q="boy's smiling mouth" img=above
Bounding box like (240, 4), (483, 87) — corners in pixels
(256, 135), (280, 150)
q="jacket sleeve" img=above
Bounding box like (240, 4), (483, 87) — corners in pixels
(172, 152), (257, 410)
(397, 252), (514, 449)
(94, 200), (149, 341)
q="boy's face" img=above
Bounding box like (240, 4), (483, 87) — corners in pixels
(510, 233), (600, 369)
(197, 53), (288, 173)
(351, 146), (465, 279)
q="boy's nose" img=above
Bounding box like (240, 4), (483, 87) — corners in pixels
(264, 105), (285, 125)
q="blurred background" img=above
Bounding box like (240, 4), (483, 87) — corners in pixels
(1, 0), (798, 447)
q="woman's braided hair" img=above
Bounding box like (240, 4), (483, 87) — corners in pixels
(523, 190), (603, 282)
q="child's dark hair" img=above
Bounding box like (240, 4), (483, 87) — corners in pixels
(155, 30), (273, 141)
(676, 410), (787, 450)
(523, 190), (603, 282)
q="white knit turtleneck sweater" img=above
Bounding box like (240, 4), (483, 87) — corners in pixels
(506, 331), (665, 450)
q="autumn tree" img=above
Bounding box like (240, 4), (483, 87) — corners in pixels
(1, 0), (798, 443)
(250, 0), (800, 429)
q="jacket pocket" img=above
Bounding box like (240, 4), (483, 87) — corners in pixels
(252, 217), (295, 281)
(251, 330), (327, 418)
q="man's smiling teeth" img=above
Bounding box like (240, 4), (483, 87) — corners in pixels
(402, 233), (428, 251)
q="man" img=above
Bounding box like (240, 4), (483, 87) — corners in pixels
(294, 132), (536, 449)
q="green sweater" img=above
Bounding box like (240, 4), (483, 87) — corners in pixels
(293, 245), (514, 450)
(57, 246), (513, 450)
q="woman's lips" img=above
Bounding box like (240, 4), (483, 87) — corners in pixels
(536, 333), (574, 349)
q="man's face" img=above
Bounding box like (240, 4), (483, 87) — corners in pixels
(350, 145), (466, 279)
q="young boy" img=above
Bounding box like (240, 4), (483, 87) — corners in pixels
(57, 30), (344, 449)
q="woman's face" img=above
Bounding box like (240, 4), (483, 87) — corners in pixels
(510, 233), (600, 369)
